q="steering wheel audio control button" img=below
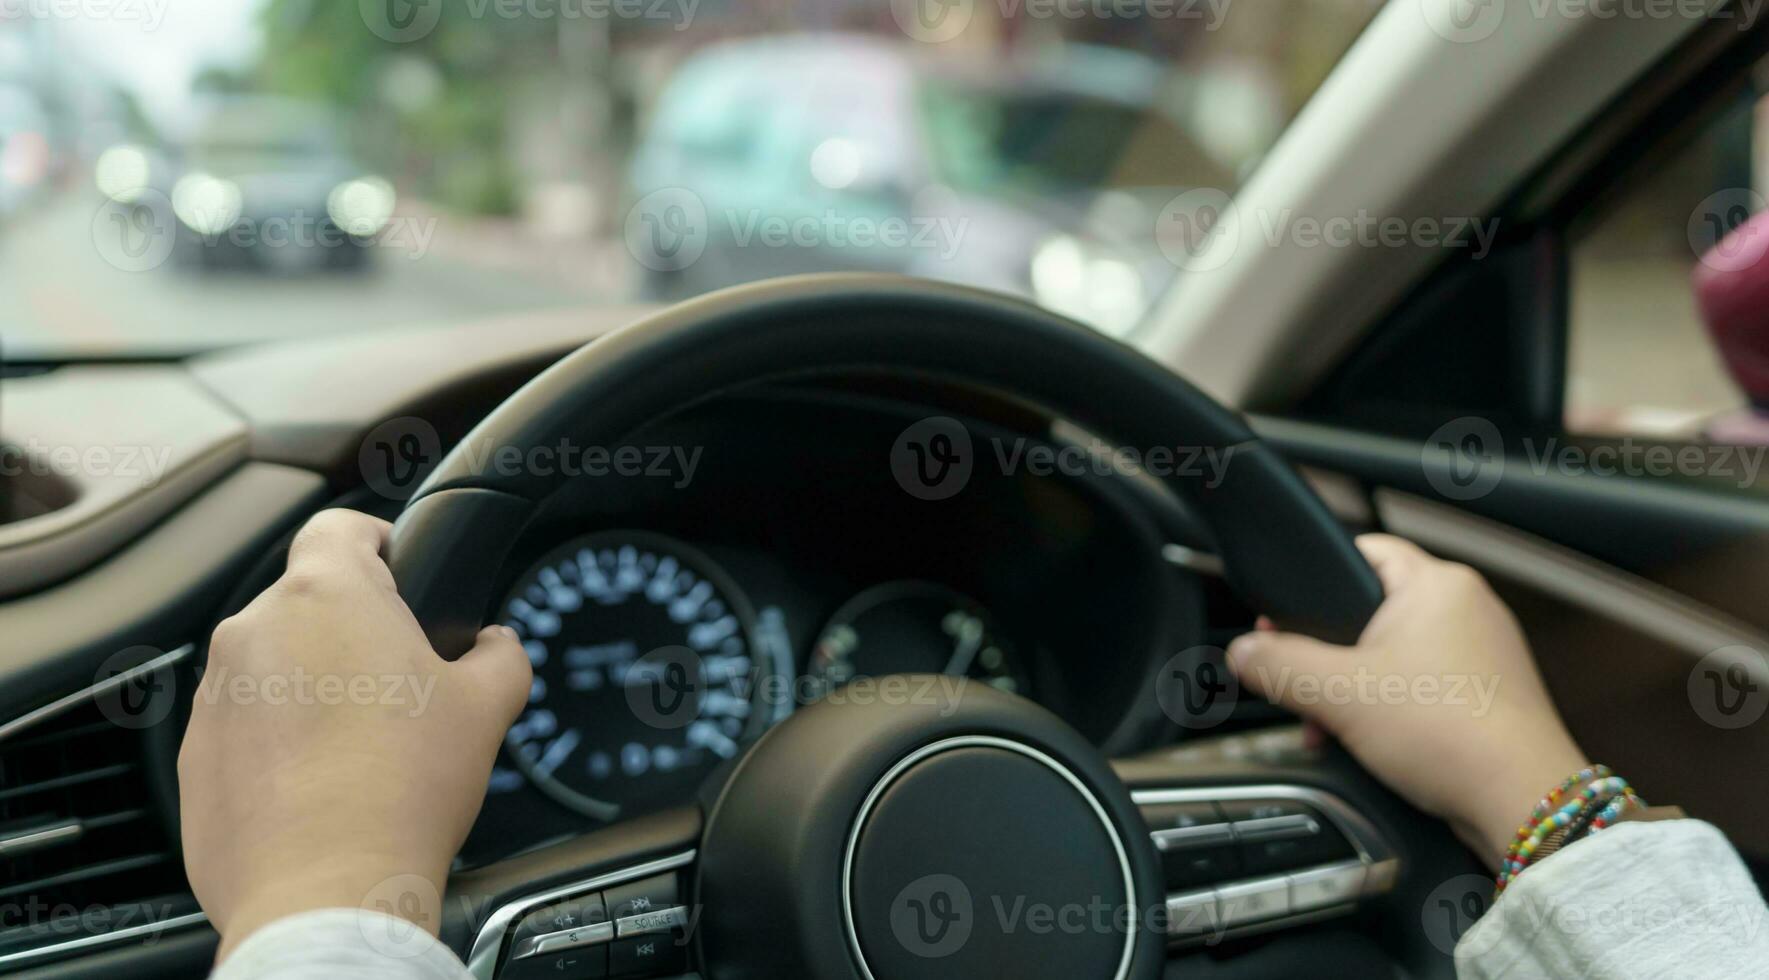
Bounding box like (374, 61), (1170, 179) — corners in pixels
(605, 874), (680, 921)
(1229, 814), (1320, 843)
(500, 946), (609, 980)
(615, 906), (689, 938)
(513, 921), (616, 960)
(1142, 802), (1226, 830)
(1288, 861), (1367, 912)
(1159, 840), (1242, 891)
(609, 934), (688, 977)
(1151, 822), (1236, 850)
(1164, 889), (1220, 937)
(1216, 877), (1291, 927)
(1217, 799), (1309, 822)
(512, 893), (610, 950)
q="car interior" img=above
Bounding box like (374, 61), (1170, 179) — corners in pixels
(4, 2), (1769, 979)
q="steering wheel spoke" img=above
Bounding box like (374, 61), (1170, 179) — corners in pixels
(448, 808), (700, 979)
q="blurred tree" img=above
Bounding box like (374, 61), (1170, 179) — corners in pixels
(250, 0), (561, 214)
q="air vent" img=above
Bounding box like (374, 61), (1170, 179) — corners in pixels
(0, 694), (195, 958)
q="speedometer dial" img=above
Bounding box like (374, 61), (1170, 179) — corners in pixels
(499, 531), (762, 822)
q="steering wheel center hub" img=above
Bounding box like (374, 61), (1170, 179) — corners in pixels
(695, 679), (1162, 979)
(844, 737), (1136, 980)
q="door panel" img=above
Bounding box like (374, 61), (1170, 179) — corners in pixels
(1262, 418), (1769, 860)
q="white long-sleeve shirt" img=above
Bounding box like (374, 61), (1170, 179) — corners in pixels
(210, 820), (1769, 980)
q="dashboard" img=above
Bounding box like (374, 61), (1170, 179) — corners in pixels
(436, 383), (1205, 865)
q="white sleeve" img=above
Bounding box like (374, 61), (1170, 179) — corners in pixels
(209, 908), (474, 980)
(1456, 819), (1769, 979)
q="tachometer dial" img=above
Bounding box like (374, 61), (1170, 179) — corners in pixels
(500, 531), (762, 822)
(809, 581), (1028, 698)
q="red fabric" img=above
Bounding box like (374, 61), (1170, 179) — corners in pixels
(1693, 210), (1769, 404)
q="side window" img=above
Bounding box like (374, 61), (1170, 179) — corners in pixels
(1566, 72), (1768, 441)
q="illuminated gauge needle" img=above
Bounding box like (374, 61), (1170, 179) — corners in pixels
(533, 728), (581, 780)
(940, 611), (985, 677)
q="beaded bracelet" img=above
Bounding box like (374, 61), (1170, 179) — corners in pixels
(1584, 790), (1643, 836)
(1514, 765), (1612, 843)
(1529, 791), (1611, 865)
(1554, 790), (1614, 852)
(1500, 765), (1611, 866)
(1496, 775), (1632, 894)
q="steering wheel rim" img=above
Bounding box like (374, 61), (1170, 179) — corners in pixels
(392, 273), (1394, 980)
(386, 272), (1382, 660)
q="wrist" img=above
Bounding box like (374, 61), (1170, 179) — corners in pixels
(214, 856), (448, 962)
(1459, 736), (1589, 872)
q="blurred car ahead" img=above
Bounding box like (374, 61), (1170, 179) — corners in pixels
(627, 35), (1235, 336)
(157, 97), (394, 274)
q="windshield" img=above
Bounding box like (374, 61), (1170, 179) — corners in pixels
(1, 0), (1382, 355)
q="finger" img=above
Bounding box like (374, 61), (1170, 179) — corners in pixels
(1354, 533), (1428, 597)
(285, 509), (394, 584)
(1226, 629), (1352, 724)
(455, 625), (534, 728)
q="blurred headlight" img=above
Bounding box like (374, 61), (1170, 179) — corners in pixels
(171, 173), (243, 236)
(327, 177), (396, 236)
(1031, 235), (1146, 338)
(809, 138), (862, 191)
(94, 144), (151, 203)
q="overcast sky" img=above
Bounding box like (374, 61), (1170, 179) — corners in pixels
(55, 0), (267, 127)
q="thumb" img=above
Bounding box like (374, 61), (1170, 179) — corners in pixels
(455, 625), (534, 727)
(1226, 629), (1352, 726)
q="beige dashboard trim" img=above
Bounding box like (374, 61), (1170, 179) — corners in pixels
(1375, 489), (1769, 677)
(0, 366), (249, 597)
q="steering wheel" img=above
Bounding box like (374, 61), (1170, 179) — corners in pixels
(386, 274), (1388, 980)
